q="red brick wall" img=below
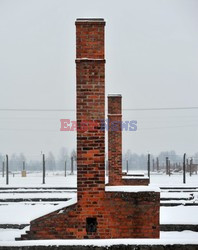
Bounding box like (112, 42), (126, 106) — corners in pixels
(108, 95), (122, 185)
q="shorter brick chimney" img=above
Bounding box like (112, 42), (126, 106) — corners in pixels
(108, 94), (122, 185)
(108, 94), (150, 186)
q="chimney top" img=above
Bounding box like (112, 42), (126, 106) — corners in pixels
(108, 94), (122, 97)
(76, 18), (104, 22)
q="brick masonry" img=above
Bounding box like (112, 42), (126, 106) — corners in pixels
(108, 95), (149, 186)
(19, 190), (159, 239)
(122, 178), (150, 185)
(108, 95), (122, 185)
(18, 18), (159, 240)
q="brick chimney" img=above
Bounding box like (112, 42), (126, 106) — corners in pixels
(19, 18), (160, 240)
(76, 18), (106, 202)
(108, 94), (122, 185)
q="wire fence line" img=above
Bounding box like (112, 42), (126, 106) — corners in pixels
(1, 106), (198, 112)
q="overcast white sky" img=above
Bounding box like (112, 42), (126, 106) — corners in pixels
(0, 0), (198, 158)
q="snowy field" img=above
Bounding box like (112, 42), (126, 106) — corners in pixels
(0, 172), (197, 245)
(1, 231), (198, 246)
(0, 172), (77, 188)
(0, 171), (197, 187)
(151, 173), (198, 187)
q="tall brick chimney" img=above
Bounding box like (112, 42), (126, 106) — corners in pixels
(76, 18), (106, 202)
(108, 94), (123, 185)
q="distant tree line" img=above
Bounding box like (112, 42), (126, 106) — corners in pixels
(0, 147), (76, 172)
(0, 148), (198, 172)
(122, 150), (198, 171)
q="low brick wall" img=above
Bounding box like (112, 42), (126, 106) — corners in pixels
(122, 178), (150, 186)
(122, 172), (145, 177)
(160, 224), (198, 232)
(19, 191), (160, 240)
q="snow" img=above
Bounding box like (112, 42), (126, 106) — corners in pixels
(160, 192), (192, 199)
(33, 196), (76, 219)
(161, 206), (198, 224)
(161, 200), (192, 204)
(0, 198), (77, 224)
(123, 170), (145, 175)
(105, 185), (160, 193)
(76, 58), (104, 60)
(160, 230), (198, 241)
(150, 174), (198, 187)
(1, 232), (198, 246)
(0, 192), (76, 199)
(108, 94), (122, 97)
(0, 227), (29, 241)
(122, 176), (149, 179)
(0, 172), (198, 245)
(0, 173), (77, 188)
(0, 171), (197, 188)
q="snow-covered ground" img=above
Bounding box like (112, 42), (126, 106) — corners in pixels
(0, 192), (76, 199)
(160, 192), (191, 198)
(0, 198), (77, 224)
(150, 173), (198, 187)
(161, 206), (198, 225)
(0, 172), (197, 245)
(0, 172), (77, 188)
(0, 171), (197, 187)
(0, 231), (198, 245)
(0, 230), (194, 242)
(0, 171), (196, 189)
(0, 227), (29, 241)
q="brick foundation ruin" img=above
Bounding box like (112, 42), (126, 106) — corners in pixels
(18, 18), (159, 240)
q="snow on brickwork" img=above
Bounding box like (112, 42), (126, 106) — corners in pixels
(106, 185), (160, 193)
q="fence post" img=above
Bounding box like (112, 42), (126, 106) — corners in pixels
(183, 153), (186, 184)
(6, 155), (9, 185)
(23, 161), (25, 171)
(42, 154), (45, 184)
(65, 160), (67, 177)
(166, 157), (169, 175)
(156, 157), (159, 172)
(71, 157), (74, 175)
(126, 160), (129, 173)
(147, 154), (150, 182)
(2, 161), (5, 178)
(186, 159), (189, 174)
(173, 163), (176, 171)
(152, 159), (155, 172)
(190, 158), (192, 177)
